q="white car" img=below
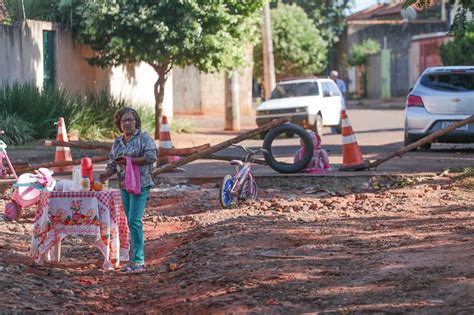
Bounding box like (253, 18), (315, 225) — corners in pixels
(256, 78), (345, 135)
(405, 66), (474, 149)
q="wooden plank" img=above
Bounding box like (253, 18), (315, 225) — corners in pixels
(153, 117), (290, 176)
(368, 115), (474, 169)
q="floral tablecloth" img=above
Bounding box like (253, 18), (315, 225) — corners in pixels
(31, 190), (129, 267)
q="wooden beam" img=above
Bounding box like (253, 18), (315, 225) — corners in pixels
(153, 117), (290, 176)
(45, 140), (210, 156)
(368, 115), (474, 169)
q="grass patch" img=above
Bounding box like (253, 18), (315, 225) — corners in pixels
(170, 118), (195, 134)
(457, 167), (474, 190)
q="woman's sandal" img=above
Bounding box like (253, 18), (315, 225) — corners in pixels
(122, 264), (145, 274)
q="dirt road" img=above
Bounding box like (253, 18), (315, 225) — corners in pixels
(1, 172), (473, 313)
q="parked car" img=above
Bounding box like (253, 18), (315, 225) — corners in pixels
(255, 77), (345, 136)
(405, 66), (474, 149)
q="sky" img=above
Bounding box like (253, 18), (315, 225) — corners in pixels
(350, 0), (382, 14)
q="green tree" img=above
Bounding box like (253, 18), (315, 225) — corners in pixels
(278, 0), (352, 49)
(347, 39), (381, 97)
(3, 0), (58, 23)
(71, 0), (263, 138)
(347, 39), (381, 67)
(404, 0), (474, 36)
(254, 3), (327, 81)
(2, 0), (76, 24)
(440, 21), (474, 65)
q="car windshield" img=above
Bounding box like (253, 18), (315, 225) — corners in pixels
(270, 82), (319, 99)
(420, 72), (474, 91)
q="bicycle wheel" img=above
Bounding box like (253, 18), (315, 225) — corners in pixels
(240, 179), (258, 201)
(219, 175), (235, 208)
(263, 123), (313, 173)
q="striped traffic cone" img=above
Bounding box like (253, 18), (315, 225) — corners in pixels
(158, 116), (180, 166)
(54, 117), (73, 173)
(339, 110), (368, 171)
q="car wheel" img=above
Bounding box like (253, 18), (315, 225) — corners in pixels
(404, 132), (416, 147)
(404, 132), (431, 151)
(419, 142), (431, 151)
(313, 113), (323, 135)
(263, 123), (313, 173)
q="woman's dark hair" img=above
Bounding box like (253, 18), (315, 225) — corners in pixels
(114, 107), (141, 132)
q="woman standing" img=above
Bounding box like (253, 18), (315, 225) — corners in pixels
(99, 107), (157, 273)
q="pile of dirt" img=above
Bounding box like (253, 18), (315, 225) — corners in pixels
(0, 173), (473, 313)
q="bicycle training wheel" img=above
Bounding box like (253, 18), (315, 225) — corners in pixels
(219, 175), (235, 208)
(262, 123), (314, 173)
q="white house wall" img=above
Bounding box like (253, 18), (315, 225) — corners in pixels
(1, 20), (173, 117)
(0, 20), (50, 87)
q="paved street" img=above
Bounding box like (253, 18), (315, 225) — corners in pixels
(168, 105), (473, 178)
(2, 104), (472, 189)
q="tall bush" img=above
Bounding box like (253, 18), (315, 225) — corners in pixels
(440, 21), (474, 65)
(69, 91), (126, 140)
(0, 83), (75, 140)
(0, 83), (136, 144)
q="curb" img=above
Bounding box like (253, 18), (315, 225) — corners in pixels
(156, 172), (435, 192)
(0, 172), (435, 194)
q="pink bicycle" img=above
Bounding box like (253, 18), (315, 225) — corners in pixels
(0, 136), (17, 180)
(219, 144), (268, 208)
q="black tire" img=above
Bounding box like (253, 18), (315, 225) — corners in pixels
(404, 132), (415, 147)
(258, 131), (268, 140)
(314, 113), (323, 135)
(285, 132), (294, 138)
(263, 123), (313, 173)
(404, 132), (431, 151)
(419, 142), (431, 151)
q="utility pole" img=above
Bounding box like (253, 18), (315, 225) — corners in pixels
(262, 3), (276, 100)
(224, 71), (240, 131)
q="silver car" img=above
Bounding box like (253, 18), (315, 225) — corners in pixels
(405, 66), (474, 149)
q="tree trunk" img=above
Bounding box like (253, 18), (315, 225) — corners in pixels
(150, 62), (171, 140)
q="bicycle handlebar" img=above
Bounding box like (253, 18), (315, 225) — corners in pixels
(231, 144), (268, 155)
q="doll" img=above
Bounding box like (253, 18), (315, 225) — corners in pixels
(294, 131), (331, 173)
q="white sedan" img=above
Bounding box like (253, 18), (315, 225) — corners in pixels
(256, 78), (345, 135)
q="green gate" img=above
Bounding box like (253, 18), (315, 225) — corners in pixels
(43, 30), (55, 88)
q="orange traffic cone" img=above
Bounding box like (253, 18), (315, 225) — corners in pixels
(158, 116), (180, 167)
(54, 117), (73, 173)
(339, 110), (368, 171)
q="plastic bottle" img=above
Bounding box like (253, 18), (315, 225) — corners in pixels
(80, 176), (91, 191)
(72, 166), (82, 191)
(81, 157), (94, 186)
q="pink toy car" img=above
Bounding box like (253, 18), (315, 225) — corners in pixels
(4, 168), (56, 221)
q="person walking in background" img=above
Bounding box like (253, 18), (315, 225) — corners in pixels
(330, 70), (347, 99)
(330, 70), (347, 134)
(99, 107), (157, 273)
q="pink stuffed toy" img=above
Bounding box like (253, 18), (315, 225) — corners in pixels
(294, 131), (331, 173)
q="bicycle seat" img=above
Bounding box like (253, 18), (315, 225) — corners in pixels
(230, 160), (243, 166)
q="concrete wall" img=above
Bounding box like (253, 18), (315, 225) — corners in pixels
(408, 40), (421, 87)
(55, 23), (100, 94)
(173, 45), (253, 116)
(0, 20), (173, 117)
(408, 33), (452, 88)
(0, 20), (49, 87)
(340, 20), (446, 97)
(367, 53), (382, 99)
